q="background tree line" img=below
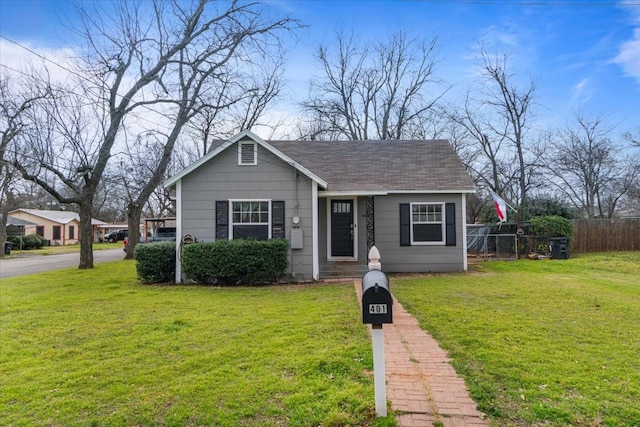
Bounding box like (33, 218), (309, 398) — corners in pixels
(1, 0), (638, 269)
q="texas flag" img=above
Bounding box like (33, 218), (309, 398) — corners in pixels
(492, 192), (508, 223)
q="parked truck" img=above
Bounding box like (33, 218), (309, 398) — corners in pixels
(123, 227), (176, 251)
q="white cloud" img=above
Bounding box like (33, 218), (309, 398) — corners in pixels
(0, 38), (79, 85)
(613, 2), (640, 83)
(614, 28), (640, 83)
(571, 78), (592, 104)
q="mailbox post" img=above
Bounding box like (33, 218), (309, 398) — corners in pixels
(362, 246), (392, 417)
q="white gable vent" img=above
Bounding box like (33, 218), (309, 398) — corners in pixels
(238, 142), (257, 165)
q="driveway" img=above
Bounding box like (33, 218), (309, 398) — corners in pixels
(0, 248), (125, 279)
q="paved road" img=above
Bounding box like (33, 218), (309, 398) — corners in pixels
(0, 248), (125, 279)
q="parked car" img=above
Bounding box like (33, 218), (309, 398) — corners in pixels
(106, 229), (128, 243)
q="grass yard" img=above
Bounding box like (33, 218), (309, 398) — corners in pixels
(0, 261), (393, 427)
(3, 253), (639, 426)
(4, 242), (117, 256)
(392, 252), (640, 427)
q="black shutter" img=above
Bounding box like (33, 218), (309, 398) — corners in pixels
(445, 202), (456, 246)
(216, 200), (229, 240)
(400, 203), (411, 246)
(271, 201), (285, 239)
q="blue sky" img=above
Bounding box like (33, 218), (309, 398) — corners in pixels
(1, 0), (639, 139)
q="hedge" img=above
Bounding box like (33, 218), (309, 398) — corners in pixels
(182, 239), (289, 285)
(530, 215), (573, 238)
(7, 234), (46, 250)
(134, 241), (176, 284)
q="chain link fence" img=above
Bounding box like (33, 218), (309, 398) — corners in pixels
(467, 227), (518, 260)
(468, 225), (560, 261)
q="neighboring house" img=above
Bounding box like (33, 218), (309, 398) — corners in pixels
(165, 130), (476, 282)
(4, 216), (38, 238)
(8, 209), (107, 245)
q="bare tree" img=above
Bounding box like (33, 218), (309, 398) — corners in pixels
(302, 30), (445, 140)
(449, 95), (510, 197)
(0, 73), (51, 249)
(12, 77), (108, 253)
(477, 46), (538, 205)
(115, 3), (295, 259)
(447, 46), (541, 214)
(545, 113), (629, 218)
(12, 0), (296, 267)
(624, 127), (640, 148)
(182, 56), (286, 163)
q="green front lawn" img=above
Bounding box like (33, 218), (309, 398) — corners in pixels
(2, 253), (639, 426)
(0, 262), (390, 426)
(393, 252), (640, 426)
(4, 242), (117, 256)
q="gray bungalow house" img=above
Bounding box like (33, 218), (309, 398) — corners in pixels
(164, 130), (475, 282)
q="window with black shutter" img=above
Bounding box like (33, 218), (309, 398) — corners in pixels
(400, 204), (411, 246)
(399, 202), (456, 246)
(218, 200), (284, 240)
(445, 203), (456, 246)
(216, 200), (229, 240)
(271, 201), (285, 239)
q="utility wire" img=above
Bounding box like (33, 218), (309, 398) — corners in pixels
(0, 35), (179, 131)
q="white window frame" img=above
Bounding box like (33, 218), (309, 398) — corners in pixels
(229, 199), (271, 239)
(410, 202), (445, 245)
(238, 142), (257, 166)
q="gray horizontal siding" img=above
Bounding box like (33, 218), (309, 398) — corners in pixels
(179, 141), (314, 280)
(374, 193), (466, 272)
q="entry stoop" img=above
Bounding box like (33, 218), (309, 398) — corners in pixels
(320, 261), (369, 279)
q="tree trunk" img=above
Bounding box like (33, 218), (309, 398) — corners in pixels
(125, 202), (143, 260)
(0, 169), (11, 251)
(78, 193), (94, 269)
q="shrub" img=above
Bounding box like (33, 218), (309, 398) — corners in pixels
(7, 236), (23, 249)
(530, 215), (573, 238)
(519, 197), (577, 220)
(182, 239), (289, 285)
(134, 241), (176, 284)
(12, 234), (47, 250)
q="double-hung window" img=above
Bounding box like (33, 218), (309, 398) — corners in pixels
(400, 202), (456, 246)
(231, 200), (270, 240)
(411, 202), (445, 244)
(216, 199), (285, 241)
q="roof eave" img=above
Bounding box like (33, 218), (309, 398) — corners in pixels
(386, 189), (477, 194)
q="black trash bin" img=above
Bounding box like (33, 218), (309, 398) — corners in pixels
(549, 237), (570, 259)
(4, 242), (13, 255)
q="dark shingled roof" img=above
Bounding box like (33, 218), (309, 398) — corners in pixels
(268, 139), (475, 193)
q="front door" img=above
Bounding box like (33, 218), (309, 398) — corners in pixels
(330, 200), (354, 258)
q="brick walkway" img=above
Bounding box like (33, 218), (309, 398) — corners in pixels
(354, 279), (489, 427)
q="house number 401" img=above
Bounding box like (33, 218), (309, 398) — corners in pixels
(368, 304), (387, 314)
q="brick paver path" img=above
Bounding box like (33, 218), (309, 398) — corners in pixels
(354, 279), (489, 427)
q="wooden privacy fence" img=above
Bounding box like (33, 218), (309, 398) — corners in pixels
(571, 219), (640, 253)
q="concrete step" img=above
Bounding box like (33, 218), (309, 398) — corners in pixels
(320, 262), (368, 279)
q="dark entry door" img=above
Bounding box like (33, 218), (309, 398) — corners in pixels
(331, 200), (354, 257)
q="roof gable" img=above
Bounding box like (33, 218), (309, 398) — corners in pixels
(164, 130), (328, 189)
